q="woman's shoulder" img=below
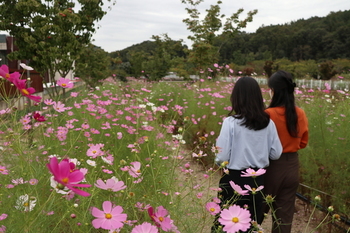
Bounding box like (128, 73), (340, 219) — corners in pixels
(295, 106), (307, 116)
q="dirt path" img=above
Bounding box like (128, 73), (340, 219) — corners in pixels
(178, 155), (318, 233)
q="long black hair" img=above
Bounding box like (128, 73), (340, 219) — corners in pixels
(229, 76), (270, 130)
(268, 70), (298, 137)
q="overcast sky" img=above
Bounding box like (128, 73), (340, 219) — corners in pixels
(0, 0), (348, 52)
(91, 0), (349, 52)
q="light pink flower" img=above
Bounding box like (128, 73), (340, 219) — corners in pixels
(205, 202), (221, 215)
(91, 201), (127, 230)
(57, 77), (74, 88)
(95, 177), (126, 192)
(229, 181), (249, 196)
(29, 179), (38, 185)
(243, 185), (264, 194)
(241, 168), (266, 178)
(128, 161), (141, 178)
(131, 222), (158, 233)
(0, 166), (8, 175)
(53, 101), (67, 112)
(219, 204), (251, 233)
(86, 144), (104, 158)
(0, 214), (7, 221)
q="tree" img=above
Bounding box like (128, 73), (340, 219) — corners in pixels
(74, 43), (110, 89)
(0, 0), (112, 92)
(181, 0), (257, 73)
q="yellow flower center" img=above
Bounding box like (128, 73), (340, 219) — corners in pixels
(92, 150), (97, 154)
(62, 83), (67, 87)
(23, 202), (29, 207)
(5, 73), (10, 79)
(21, 89), (29, 95)
(136, 169), (141, 173)
(158, 217), (164, 222)
(61, 177), (69, 184)
(105, 213), (112, 219)
(210, 207), (215, 212)
(232, 217), (239, 223)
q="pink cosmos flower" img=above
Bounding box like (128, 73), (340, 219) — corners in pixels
(86, 144), (104, 158)
(0, 214), (7, 221)
(0, 64), (20, 82)
(128, 161), (142, 178)
(29, 179), (38, 185)
(47, 157), (91, 196)
(91, 201), (127, 230)
(44, 99), (54, 105)
(11, 76), (42, 102)
(229, 181), (249, 196)
(95, 177), (126, 192)
(241, 168), (266, 178)
(243, 185), (264, 194)
(0, 166), (8, 175)
(205, 202), (221, 215)
(57, 77), (74, 88)
(53, 101), (67, 112)
(148, 206), (172, 231)
(131, 222), (158, 233)
(219, 204), (251, 233)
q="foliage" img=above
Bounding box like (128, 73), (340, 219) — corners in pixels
(74, 43), (111, 89)
(181, 0), (257, 73)
(0, 0), (111, 84)
(215, 10), (350, 64)
(1, 73), (350, 232)
(318, 61), (337, 80)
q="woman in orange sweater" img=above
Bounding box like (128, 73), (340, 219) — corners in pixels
(264, 70), (309, 233)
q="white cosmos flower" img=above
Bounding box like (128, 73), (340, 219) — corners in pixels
(86, 159), (96, 166)
(19, 63), (34, 71)
(15, 194), (37, 212)
(101, 156), (113, 165)
(50, 176), (70, 195)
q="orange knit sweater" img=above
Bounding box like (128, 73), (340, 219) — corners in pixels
(265, 107), (308, 153)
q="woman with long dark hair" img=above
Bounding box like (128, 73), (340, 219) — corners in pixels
(213, 77), (282, 232)
(264, 70), (309, 233)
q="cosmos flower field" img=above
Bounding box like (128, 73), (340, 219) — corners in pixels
(0, 69), (350, 232)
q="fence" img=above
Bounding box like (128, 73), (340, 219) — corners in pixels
(221, 77), (350, 91)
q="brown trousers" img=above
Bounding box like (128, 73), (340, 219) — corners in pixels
(263, 152), (299, 233)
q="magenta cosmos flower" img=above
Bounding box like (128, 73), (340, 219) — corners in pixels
(33, 112), (46, 122)
(11, 76), (42, 102)
(47, 157), (91, 196)
(57, 77), (74, 88)
(148, 206), (172, 231)
(91, 201), (127, 230)
(219, 204), (251, 233)
(0, 64), (20, 82)
(131, 222), (158, 233)
(241, 168), (266, 178)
